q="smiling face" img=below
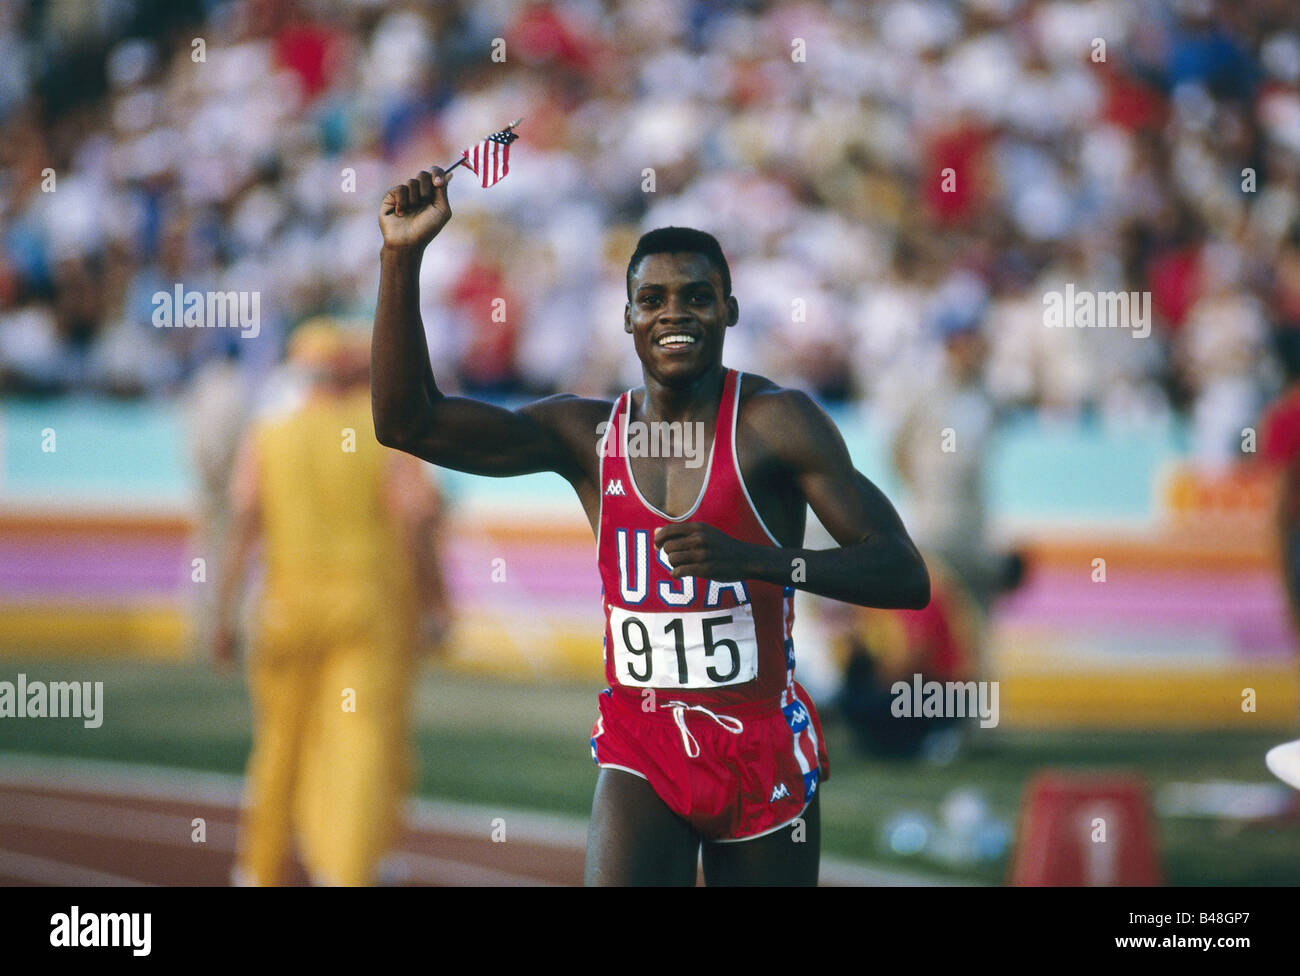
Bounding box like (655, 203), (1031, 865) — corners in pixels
(624, 251), (739, 386)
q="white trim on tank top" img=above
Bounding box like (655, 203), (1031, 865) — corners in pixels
(621, 385), (720, 522)
(595, 396), (621, 554)
(730, 371), (782, 546)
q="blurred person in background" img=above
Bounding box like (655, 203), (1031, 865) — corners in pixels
(879, 312), (1023, 762)
(890, 315), (1021, 616)
(1259, 327), (1300, 642)
(1179, 236), (1269, 468)
(186, 338), (251, 663)
(835, 558), (980, 763)
(214, 318), (450, 886)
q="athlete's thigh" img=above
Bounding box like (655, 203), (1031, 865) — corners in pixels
(585, 767), (699, 886)
(700, 792), (820, 886)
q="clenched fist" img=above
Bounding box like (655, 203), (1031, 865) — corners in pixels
(654, 522), (762, 583)
(380, 166), (454, 250)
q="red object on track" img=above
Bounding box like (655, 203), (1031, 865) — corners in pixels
(1009, 771), (1162, 886)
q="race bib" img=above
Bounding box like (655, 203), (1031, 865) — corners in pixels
(609, 603), (759, 689)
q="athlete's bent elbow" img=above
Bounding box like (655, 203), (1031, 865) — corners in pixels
(904, 558), (931, 610)
(877, 542), (929, 610)
(372, 399), (426, 450)
(372, 416), (403, 450)
(373, 415), (420, 453)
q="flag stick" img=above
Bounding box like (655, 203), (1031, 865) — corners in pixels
(441, 118), (522, 174)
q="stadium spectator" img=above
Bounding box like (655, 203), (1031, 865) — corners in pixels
(0, 0), (1293, 428)
(835, 557), (980, 761)
(1259, 332), (1300, 637)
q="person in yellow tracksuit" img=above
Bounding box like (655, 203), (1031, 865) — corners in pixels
(215, 320), (448, 886)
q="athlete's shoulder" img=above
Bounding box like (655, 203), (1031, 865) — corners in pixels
(517, 393), (618, 475)
(518, 392), (615, 427)
(735, 371), (828, 429)
(734, 371), (844, 463)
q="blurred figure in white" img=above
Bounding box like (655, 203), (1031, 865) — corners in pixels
(185, 339), (251, 661)
(890, 315), (1013, 614)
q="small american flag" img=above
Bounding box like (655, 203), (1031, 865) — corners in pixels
(461, 126), (519, 188)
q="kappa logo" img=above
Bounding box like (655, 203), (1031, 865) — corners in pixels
(770, 782), (790, 802)
(783, 701), (809, 733)
(605, 479), (626, 496)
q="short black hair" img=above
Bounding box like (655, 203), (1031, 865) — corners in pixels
(626, 227), (731, 300)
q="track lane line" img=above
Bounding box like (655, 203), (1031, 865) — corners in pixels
(0, 791), (240, 851)
(389, 853), (561, 887)
(0, 752), (964, 885)
(0, 789), (566, 886)
(0, 847), (152, 887)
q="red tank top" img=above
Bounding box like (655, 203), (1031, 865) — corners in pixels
(597, 369), (796, 709)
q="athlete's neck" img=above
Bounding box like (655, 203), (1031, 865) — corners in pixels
(638, 367), (727, 424)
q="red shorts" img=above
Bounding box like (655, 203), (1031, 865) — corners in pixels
(589, 682), (829, 842)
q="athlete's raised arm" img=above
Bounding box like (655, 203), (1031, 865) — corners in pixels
(372, 166), (601, 481)
(656, 387), (930, 610)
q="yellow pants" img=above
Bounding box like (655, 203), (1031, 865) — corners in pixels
(236, 614), (415, 886)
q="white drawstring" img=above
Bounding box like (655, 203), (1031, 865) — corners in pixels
(663, 700), (745, 758)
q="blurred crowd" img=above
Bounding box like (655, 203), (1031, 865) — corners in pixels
(2, 0), (1299, 465)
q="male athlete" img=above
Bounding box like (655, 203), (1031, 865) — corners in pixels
(372, 165), (930, 885)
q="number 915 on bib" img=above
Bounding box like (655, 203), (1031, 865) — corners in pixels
(608, 604), (759, 689)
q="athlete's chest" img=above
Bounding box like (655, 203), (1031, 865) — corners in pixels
(593, 372), (800, 548)
(624, 422), (717, 518)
